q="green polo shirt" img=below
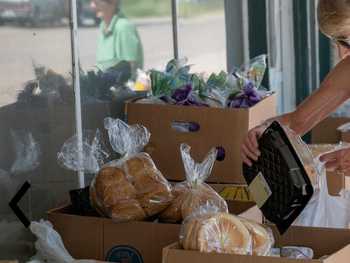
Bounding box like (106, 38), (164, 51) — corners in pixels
(96, 13), (144, 73)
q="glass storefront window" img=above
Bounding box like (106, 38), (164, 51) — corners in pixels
(0, 2), (76, 259)
(177, 0), (226, 73)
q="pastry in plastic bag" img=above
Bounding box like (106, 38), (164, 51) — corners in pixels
(90, 118), (173, 222)
(240, 218), (274, 256)
(160, 144), (228, 222)
(180, 211), (252, 255)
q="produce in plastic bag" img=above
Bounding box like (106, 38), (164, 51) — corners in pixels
(239, 218), (274, 256)
(294, 144), (350, 228)
(90, 118), (173, 222)
(159, 144), (227, 223)
(180, 205), (252, 255)
(29, 220), (107, 263)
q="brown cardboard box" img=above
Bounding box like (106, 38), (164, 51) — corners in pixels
(341, 131), (350, 143)
(48, 201), (261, 263)
(163, 226), (350, 263)
(311, 117), (350, 144)
(309, 144), (348, 196)
(126, 94), (277, 184)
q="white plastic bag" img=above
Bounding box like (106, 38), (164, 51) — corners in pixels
(294, 146), (350, 228)
(28, 220), (106, 263)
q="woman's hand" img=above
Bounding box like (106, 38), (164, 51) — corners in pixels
(241, 124), (267, 166)
(319, 147), (350, 173)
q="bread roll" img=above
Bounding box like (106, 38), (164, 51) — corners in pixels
(181, 213), (252, 255)
(125, 153), (173, 216)
(160, 183), (188, 223)
(240, 218), (273, 256)
(94, 166), (137, 207)
(197, 213), (251, 255)
(110, 199), (146, 222)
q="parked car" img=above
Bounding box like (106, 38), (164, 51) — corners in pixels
(0, 0), (66, 26)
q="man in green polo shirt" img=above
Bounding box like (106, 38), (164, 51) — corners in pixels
(91, 0), (144, 75)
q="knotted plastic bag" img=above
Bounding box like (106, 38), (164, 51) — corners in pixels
(57, 130), (109, 175)
(160, 144), (227, 223)
(90, 118), (173, 222)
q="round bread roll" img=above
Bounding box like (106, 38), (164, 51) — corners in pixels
(124, 153), (173, 216)
(160, 183), (188, 223)
(197, 213), (251, 255)
(90, 184), (108, 216)
(94, 166), (137, 207)
(110, 199), (146, 222)
(181, 184), (228, 220)
(240, 218), (273, 256)
(137, 186), (173, 216)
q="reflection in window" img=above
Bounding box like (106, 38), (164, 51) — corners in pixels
(177, 0), (226, 73)
(0, 3), (76, 260)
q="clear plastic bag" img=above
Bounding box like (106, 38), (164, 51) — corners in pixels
(90, 118), (173, 222)
(159, 144), (228, 223)
(239, 218), (275, 256)
(29, 220), (107, 263)
(57, 130), (109, 174)
(179, 204), (253, 255)
(294, 145), (350, 228)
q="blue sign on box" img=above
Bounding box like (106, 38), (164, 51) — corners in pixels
(106, 245), (144, 263)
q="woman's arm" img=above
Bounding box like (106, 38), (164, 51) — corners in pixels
(277, 56), (350, 135)
(241, 56), (350, 165)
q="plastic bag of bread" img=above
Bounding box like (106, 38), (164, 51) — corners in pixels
(90, 118), (173, 222)
(160, 144), (228, 223)
(239, 218), (274, 256)
(180, 205), (275, 256)
(180, 205), (252, 255)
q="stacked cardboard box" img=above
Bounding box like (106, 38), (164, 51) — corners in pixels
(126, 94), (277, 184)
(48, 201), (261, 263)
(163, 226), (350, 263)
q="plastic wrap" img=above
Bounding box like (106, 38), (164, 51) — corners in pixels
(294, 145), (350, 228)
(57, 130), (109, 174)
(239, 218), (274, 256)
(180, 207), (253, 255)
(90, 118), (173, 222)
(280, 246), (314, 259)
(282, 126), (318, 186)
(29, 220), (107, 263)
(159, 144), (227, 223)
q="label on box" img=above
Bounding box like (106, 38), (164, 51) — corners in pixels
(248, 172), (272, 208)
(106, 245), (144, 263)
(219, 186), (253, 201)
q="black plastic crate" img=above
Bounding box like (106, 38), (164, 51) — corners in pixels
(243, 121), (314, 234)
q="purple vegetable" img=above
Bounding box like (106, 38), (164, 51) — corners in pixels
(227, 82), (263, 108)
(171, 84), (192, 102)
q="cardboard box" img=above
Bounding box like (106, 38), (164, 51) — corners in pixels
(126, 94), (277, 184)
(48, 201), (261, 263)
(311, 117), (350, 144)
(163, 226), (350, 263)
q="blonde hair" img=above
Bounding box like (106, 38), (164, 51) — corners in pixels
(318, 0), (350, 37)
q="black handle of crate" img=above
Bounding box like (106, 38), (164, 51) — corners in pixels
(9, 181), (31, 228)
